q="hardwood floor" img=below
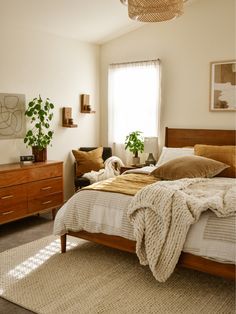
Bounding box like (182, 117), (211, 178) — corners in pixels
(0, 213), (54, 314)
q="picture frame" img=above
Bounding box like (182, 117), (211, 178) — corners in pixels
(209, 60), (236, 111)
(0, 93), (26, 139)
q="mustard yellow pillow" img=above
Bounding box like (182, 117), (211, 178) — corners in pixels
(151, 155), (229, 180)
(72, 147), (104, 177)
(194, 145), (236, 178)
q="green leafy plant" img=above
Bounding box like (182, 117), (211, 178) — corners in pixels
(124, 131), (144, 158)
(24, 95), (54, 150)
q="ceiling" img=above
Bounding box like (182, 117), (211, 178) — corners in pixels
(0, 0), (195, 45)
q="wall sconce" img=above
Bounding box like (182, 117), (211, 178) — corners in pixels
(144, 137), (158, 165)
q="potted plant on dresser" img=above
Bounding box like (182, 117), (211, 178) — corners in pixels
(24, 95), (54, 162)
(125, 130), (144, 165)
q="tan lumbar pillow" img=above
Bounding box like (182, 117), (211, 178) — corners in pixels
(151, 155), (229, 180)
(72, 147), (104, 177)
(194, 145), (236, 178)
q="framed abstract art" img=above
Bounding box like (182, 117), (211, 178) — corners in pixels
(209, 60), (236, 111)
(0, 93), (26, 139)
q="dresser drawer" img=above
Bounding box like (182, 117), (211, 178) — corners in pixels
(0, 169), (28, 188)
(28, 192), (63, 213)
(28, 177), (63, 199)
(28, 163), (63, 182)
(0, 207), (28, 224)
(0, 185), (27, 211)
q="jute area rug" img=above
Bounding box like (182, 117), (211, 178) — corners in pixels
(0, 235), (235, 314)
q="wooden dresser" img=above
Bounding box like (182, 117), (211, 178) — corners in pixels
(0, 161), (63, 224)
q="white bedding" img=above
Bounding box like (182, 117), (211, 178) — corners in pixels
(53, 174), (236, 265)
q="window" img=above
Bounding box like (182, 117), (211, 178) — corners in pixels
(108, 60), (160, 162)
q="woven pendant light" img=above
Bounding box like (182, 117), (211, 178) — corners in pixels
(121, 0), (185, 22)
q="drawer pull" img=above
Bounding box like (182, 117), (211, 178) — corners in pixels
(41, 186), (52, 191)
(1, 195), (13, 200)
(42, 200), (52, 205)
(2, 210), (14, 215)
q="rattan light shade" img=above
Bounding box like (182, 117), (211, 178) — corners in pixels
(124, 0), (184, 22)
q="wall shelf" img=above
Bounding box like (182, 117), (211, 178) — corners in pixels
(62, 124), (78, 128)
(62, 107), (78, 128)
(80, 94), (95, 114)
(81, 110), (96, 114)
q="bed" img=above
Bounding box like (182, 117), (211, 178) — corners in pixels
(54, 128), (236, 281)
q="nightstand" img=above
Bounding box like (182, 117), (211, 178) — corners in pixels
(120, 165), (144, 174)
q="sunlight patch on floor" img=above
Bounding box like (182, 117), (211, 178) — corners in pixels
(6, 239), (77, 280)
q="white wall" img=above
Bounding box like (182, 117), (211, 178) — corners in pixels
(100, 0), (236, 148)
(0, 27), (100, 200)
(0, 0), (235, 199)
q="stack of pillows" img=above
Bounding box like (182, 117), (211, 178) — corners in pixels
(72, 145), (235, 180)
(151, 145), (235, 180)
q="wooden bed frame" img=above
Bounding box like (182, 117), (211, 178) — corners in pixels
(61, 127), (236, 280)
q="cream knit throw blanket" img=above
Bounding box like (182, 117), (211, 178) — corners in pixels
(82, 156), (124, 183)
(127, 178), (236, 282)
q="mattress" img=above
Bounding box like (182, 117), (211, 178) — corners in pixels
(53, 176), (236, 264)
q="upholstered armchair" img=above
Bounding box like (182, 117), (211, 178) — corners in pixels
(73, 147), (112, 191)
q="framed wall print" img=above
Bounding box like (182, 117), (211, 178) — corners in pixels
(209, 60), (236, 111)
(0, 93), (26, 139)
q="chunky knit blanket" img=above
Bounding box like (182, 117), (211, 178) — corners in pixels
(127, 178), (236, 282)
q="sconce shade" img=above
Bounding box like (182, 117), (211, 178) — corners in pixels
(121, 0), (185, 23)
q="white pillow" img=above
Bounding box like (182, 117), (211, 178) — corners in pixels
(156, 147), (194, 167)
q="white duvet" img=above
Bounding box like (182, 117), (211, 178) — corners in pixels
(53, 175), (236, 266)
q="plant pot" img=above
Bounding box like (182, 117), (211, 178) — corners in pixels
(132, 157), (140, 165)
(32, 147), (47, 162)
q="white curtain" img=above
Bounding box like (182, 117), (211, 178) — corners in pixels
(108, 60), (160, 164)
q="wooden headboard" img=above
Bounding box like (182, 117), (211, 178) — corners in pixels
(165, 127), (236, 147)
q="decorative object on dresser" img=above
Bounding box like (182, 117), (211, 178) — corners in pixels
(144, 136), (158, 165)
(20, 155), (35, 165)
(62, 107), (78, 128)
(124, 130), (144, 165)
(0, 161), (63, 224)
(209, 60), (236, 111)
(0, 93), (26, 139)
(24, 95), (54, 162)
(80, 94), (95, 113)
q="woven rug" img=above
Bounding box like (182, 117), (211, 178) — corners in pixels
(0, 235), (235, 314)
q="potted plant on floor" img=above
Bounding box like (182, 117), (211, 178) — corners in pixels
(24, 95), (54, 162)
(125, 130), (144, 165)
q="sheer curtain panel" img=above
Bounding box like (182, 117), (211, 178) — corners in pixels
(108, 60), (160, 163)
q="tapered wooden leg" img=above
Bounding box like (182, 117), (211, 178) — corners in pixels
(52, 208), (57, 220)
(61, 234), (67, 253)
